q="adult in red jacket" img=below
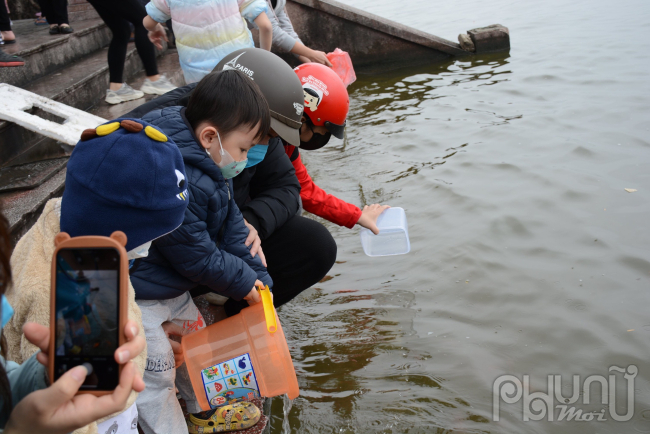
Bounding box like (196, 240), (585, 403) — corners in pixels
(285, 63), (389, 234)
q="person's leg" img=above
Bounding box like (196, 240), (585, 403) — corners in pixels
(52, 0), (69, 25)
(136, 298), (189, 434)
(105, 18), (131, 86)
(37, 0), (61, 33)
(224, 215), (337, 316)
(86, 0), (132, 88)
(36, 0), (52, 21)
(49, 0), (72, 32)
(0, 1), (14, 41)
(87, 0), (148, 102)
(132, 24), (159, 78)
(115, 0), (159, 79)
(168, 292), (206, 413)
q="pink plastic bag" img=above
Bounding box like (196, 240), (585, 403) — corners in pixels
(326, 48), (357, 87)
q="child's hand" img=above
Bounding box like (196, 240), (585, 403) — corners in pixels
(147, 23), (168, 49)
(161, 321), (187, 368)
(357, 204), (391, 235)
(244, 280), (264, 306)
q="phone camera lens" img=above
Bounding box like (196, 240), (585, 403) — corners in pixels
(113, 258), (117, 262)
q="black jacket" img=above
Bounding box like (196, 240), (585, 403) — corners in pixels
(124, 85), (301, 240)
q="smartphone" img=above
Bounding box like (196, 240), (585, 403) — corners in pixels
(49, 232), (129, 395)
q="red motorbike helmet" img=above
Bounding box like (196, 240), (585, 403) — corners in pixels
(294, 63), (349, 143)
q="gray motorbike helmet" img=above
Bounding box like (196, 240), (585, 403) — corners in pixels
(214, 48), (304, 146)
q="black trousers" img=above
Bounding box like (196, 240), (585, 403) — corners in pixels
(86, 0), (158, 83)
(191, 215), (338, 316)
(0, 2), (11, 32)
(36, 0), (69, 25)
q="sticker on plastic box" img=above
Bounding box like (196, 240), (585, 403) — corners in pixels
(201, 353), (260, 409)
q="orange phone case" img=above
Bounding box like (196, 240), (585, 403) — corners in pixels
(48, 231), (130, 396)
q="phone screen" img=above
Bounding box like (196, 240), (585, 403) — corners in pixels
(54, 247), (120, 390)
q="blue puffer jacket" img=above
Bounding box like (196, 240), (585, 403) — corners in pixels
(130, 106), (272, 300)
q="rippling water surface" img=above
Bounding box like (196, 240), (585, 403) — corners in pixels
(270, 0), (650, 432)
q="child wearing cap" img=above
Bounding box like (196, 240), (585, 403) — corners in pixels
(4, 119), (189, 434)
(129, 70), (271, 433)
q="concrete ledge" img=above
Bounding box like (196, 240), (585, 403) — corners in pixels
(466, 24), (510, 54)
(0, 46), (149, 169)
(285, 0), (468, 70)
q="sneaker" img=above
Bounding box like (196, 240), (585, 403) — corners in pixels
(105, 83), (145, 105)
(187, 402), (261, 433)
(0, 50), (25, 67)
(140, 74), (177, 95)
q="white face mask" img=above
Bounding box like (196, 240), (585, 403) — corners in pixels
(127, 240), (152, 260)
(207, 131), (248, 179)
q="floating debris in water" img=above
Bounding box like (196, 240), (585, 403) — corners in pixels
(624, 188), (637, 193)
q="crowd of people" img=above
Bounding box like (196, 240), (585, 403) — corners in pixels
(0, 1), (391, 433)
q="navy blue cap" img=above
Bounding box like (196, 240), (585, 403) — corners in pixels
(61, 118), (189, 251)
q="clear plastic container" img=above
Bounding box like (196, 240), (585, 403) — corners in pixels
(360, 207), (410, 257)
(181, 288), (299, 410)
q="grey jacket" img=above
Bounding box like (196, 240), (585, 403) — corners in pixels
(266, 0), (303, 52)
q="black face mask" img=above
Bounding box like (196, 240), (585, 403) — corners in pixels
(299, 132), (331, 150)
(299, 118), (332, 150)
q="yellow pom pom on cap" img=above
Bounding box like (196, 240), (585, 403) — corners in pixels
(145, 125), (168, 142)
(96, 122), (121, 136)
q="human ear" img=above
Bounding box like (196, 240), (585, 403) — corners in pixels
(198, 126), (218, 151)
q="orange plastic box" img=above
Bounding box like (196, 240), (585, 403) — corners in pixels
(182, 287), (299, 410)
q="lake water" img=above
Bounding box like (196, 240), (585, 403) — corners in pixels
(271, 0), (650, 432)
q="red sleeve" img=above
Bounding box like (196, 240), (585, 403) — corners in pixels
(292, 151), (362, 228)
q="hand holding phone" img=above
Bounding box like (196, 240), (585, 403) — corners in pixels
(3, 320), (145, 434)
(49, 231), (130, 395)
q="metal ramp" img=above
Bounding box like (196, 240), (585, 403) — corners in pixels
(0, 84), (106, 147)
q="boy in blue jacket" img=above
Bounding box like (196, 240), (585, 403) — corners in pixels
(129, 70), (272, 433)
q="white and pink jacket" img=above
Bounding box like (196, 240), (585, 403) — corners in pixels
(147, 0), (269, 83)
